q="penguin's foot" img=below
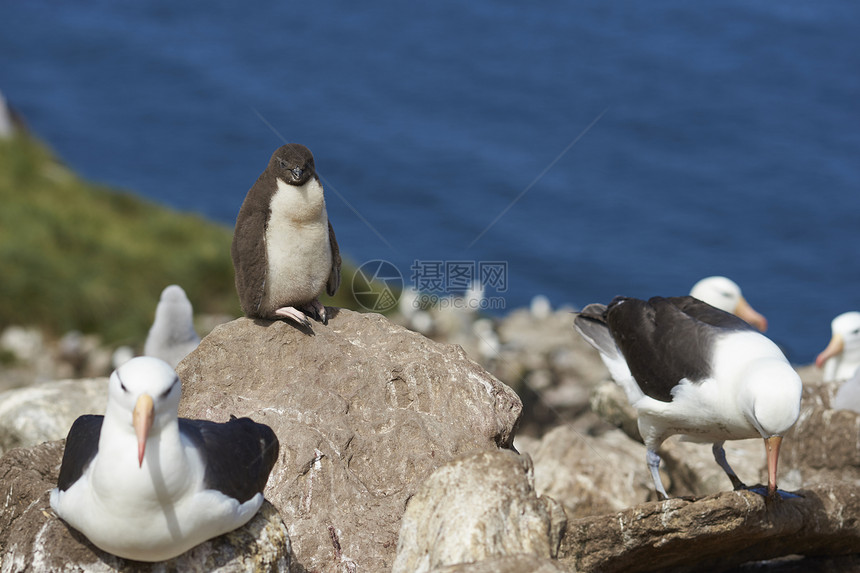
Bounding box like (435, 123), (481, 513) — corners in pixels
(274, 306), (312, 329)
(307, 300), (328, 325)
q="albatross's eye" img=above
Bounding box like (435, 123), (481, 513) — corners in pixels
(160, 377), (179, 399)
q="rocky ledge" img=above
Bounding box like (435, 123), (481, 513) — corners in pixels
(1, 308), (860, 572)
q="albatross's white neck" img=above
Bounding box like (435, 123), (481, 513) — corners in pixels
(92, 412), (199, 507)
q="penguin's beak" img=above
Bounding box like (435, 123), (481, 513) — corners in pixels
(764, 435), (782, 498)
(133, 394), (154, 468)
(815, 333), (844, 369)
(290, 166), (303, 181)
(734, 296), (768, 332)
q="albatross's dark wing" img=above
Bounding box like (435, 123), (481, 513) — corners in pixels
(605, 296), (751, 403)
(663, 295), (758, 332)
(56, 415), (104, 491)
(179, 416), (279, 503)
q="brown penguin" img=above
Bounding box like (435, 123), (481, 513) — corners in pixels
(231, 144), (341, 327)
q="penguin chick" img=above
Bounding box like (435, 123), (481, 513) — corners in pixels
(231, 144), (341, 327)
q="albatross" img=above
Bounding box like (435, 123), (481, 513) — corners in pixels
(689, 276), (768, 332)
(574, 295), (802, 500)
(816, 311), (860, 382)
(50, 356), (279, 562)
(143, 285), (201, 368)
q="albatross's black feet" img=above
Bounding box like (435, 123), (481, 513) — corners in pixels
(730, 476), (748, 491)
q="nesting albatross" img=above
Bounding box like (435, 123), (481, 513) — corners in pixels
(50, 357), (279, 562)
(574, 295), (802, 500)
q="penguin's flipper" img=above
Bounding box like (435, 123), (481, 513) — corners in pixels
(231, 204), (270, 318)
(326, 220), (341, 297)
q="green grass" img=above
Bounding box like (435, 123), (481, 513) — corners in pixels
(0, 133), (363, 347)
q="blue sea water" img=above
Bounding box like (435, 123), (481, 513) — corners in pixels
(1, 1), (858, 365)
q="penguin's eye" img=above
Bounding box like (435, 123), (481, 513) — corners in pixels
(278, 158), (288, 170)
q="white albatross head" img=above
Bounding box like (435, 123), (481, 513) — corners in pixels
(690, 276), (768, 332)
(106, 356), (182, 467)
(816, 311), (860, 381)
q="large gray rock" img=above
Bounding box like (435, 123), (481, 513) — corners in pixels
(529, 424), (655, 517)
(176, 310), (522, 573)
(0, 377), (108, 457)
(558, 483), (860, 572)
(429, 554), (569, 573)
(781, 405), (860, 487)
(0, 441), (292, 572)
(392, 449), (566, 573)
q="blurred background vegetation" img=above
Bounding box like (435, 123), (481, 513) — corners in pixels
(0, 133), (360, 349)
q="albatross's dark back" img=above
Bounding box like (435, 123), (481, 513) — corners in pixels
(56, 415), (104, 491)
(605, 296), (755, 402)
(180, 416), (279, 503)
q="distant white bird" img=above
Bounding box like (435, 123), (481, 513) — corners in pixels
(398, 286), (421, 319)
(575, 296), (802, 500)
(816, 311), (860, 382)
(50, 357), (279, 562)
(530, 294), (552, 320)
(463, 280), (485, 313)
(832, 368), (860, 414)
(689, 276), (768, 332)
(111, 345), (135, 369)
(472, 318), (501, 362)
(144, 285), (201, 368)
(0, 90), (16, 139)
(397, 287), (434, 335)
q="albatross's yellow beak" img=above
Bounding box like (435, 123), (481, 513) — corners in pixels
(133, 394), (154, 468)
(815, 333), (844, 369)
(735, 296), (768, 332)
(764, 435), (783, 498)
